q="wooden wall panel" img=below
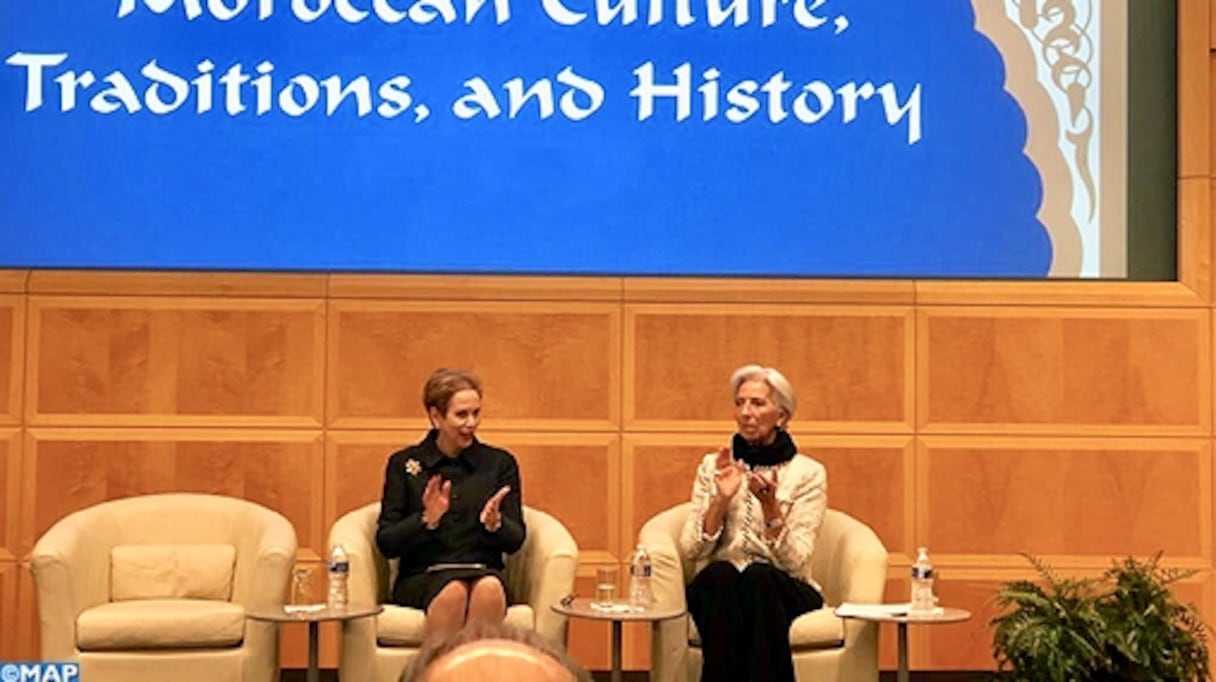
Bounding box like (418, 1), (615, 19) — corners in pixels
(914, 282), (1207, 308)
(14, 563), (38, 659)
(811, 437), (913, 563)
(0, 295), (22, 426)
(623, 278), (915, 305)
(27, 297), (325, 427)
(925, 575), (1015, 671)
(625, 305), (914, 432)
(328, 275), (620, 301)
(0, 562), (16, 659)
(325, 431), (411, 523)
(1183, 0), (1212, 178)
(1181, 176), (1212, 303)
(622, 435), (715, 547)
(920, 438), (1211, 561)
(327, 430), (620, 564)
(0, 430), (19, 562)
(0, 273), (26, 294)
(27, 271), (327, 298)
(1210, 0), (1216, 50)
(919, 308), (1212, 436)
(21, 429), (324, 559)
(490, 433), (621, 564)
(327, 301), (620, 430)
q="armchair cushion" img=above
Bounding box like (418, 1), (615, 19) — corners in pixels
(375, 604), (536, 646)
(110, 544), (236, 601)
(77, 599), (245, 651)
(788, 610), (846, 651)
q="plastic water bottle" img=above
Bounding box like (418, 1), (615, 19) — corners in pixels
(909, 546), (935, 614)
(628, 544), (654, 612)
(328, 544), (350, 609)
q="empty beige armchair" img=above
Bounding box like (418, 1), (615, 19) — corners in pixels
(642, 503), (888, 682)
(330, 502), (579, 682)
(31, 493), (297, 682)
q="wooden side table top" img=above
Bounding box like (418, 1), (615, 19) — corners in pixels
(834, 605), (972, 624)
(551, 597), (685, 623)
(247, 603), (383, 624)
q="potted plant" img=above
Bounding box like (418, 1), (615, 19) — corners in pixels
(991, 553), (1210, 682)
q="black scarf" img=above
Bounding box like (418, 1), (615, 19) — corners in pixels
(732, 429), (797, 468)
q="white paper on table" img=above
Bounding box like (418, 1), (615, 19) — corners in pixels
(590, 603), (633, 614)
(834, 602), (912, 618)
(284, 604), (327, 614)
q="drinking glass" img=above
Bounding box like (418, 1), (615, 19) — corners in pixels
(593, 567), (618, 610)
(291, 566), (317, 608)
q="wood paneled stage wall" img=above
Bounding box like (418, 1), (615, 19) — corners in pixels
(1, 1), (1214, 672)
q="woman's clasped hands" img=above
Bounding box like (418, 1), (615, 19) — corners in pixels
(713, 446), (778, 503)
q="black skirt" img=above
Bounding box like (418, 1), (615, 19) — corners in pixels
(393, 566), (507, 609)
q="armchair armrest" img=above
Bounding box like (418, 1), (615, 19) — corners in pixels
(330, 506), (382, 607)
(511, 507), (578, 647)
(31, 509), (115, 659)
(640, 504), (694, 682)
(232, 506), (297, 612)
(331, 504), (384, 682)
(836, 530), (888, 649)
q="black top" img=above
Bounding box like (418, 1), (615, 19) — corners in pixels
(375, 430), (526, 580)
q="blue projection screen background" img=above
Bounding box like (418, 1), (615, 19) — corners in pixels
(1, 1), (1133, 277)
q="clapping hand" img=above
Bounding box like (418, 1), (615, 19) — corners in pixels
(713, 446), (745, 499)
(422, 475), (451, 529)
(748, 468), (779, 506)
(480, 485), (511, 532)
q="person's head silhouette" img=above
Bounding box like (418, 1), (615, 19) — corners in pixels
(400, 622), (590, 682)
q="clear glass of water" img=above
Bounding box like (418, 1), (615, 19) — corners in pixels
(291, 566), (316, 608)
(593, 567), (617, 610)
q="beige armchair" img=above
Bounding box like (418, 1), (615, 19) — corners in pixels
(30, 493), (297, 682)
(329, 502), (579, 682)
(642, 503), (888, 682)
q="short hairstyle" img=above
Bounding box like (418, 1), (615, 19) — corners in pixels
(400, 622), (591, 682)
(730, 364), (797, 423)
(422, 368), (483, 416)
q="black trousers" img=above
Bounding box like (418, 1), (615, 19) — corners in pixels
(686, 561), (825, 682)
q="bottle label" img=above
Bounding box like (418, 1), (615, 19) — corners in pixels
(910, 566), (933, 580)
(330, 561), (350, 573)
(631, 565), (651, 578)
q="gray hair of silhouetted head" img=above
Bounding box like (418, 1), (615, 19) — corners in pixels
(400, 622), (591, 682)
(730, 364), (797, 424)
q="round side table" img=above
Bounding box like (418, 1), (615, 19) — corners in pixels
(247, 603), (383, 682)
(552, 598), (685, 682)
(835, 606), (971, 682)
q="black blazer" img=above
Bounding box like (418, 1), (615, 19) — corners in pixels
(375, 430), (526, 580)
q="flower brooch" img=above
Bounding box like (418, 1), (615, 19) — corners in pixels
(404, 458), (422, 476)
